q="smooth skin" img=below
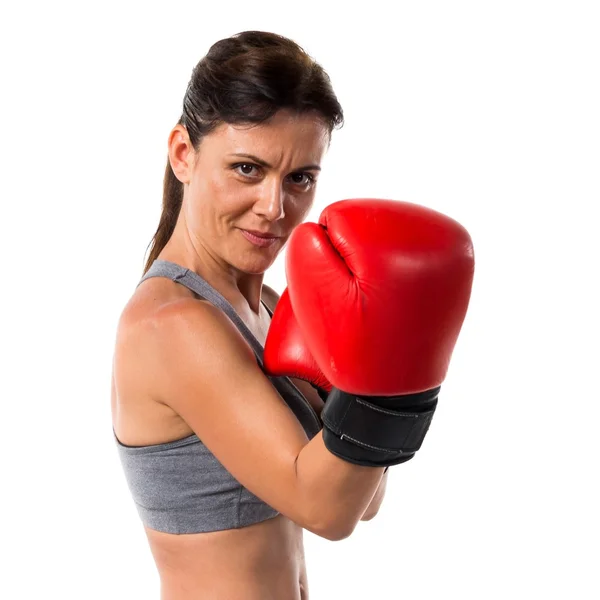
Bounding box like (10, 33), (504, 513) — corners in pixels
(111, 109), (388, 599)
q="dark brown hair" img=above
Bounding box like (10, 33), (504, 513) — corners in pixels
(142, 31), (344, 275)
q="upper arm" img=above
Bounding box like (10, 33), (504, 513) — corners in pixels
(140, 298), (319, 532)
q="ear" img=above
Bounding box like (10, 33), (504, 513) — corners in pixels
(167, 125), (195, 184)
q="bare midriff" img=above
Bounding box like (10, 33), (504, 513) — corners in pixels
(145, 514), (308, 600)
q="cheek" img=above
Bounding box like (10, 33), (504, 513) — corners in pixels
(201, 171), (230, 199)
(200, 174), (252, 214)
(286, 196), (314, 224)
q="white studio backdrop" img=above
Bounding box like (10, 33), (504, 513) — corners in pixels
(1, 1), (598, 598)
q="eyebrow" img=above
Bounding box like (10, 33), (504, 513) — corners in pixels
(228, 153), (321, 172)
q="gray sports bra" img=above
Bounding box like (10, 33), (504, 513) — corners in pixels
(113, 259), (322, 534)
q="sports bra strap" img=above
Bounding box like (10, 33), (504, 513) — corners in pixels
(139, 259), (269, 362)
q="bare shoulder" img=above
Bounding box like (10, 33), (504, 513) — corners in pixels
(111, 278), (200, 436)
(114, 280), (257, 405)
(144, 296), (258, 374)
(115, 277), (191, 339)
(113, 279), (191, 382)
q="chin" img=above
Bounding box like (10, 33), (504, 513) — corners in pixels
(229, 253), (274, 275)
(228, 236), (283, 274)
(239, 261), (273, 275)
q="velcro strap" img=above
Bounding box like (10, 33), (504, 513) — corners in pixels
(321, 389), (437, 455)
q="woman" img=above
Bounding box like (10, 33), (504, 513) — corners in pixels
(112, 31), (388, 599)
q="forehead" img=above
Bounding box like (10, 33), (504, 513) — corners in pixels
(206, 110), (330, 160)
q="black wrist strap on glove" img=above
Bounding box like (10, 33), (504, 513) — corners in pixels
(320, 386), (440, 467)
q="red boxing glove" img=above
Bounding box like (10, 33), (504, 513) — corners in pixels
(264, 288), (332, 393)
(286, 198), (474, 396)
(267, 198), (475, 467)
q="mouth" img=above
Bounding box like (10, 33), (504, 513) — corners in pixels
(242, 229), (280, 239)
(239, 229), (281, 248)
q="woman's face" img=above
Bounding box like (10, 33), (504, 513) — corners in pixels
(170, 109), (330, 275)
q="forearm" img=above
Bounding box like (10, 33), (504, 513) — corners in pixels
(360, 468), (388, 520)
(296, 431), (386, 538)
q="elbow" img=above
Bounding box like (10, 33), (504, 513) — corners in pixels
(319, 524), (355, 542)
(311, 506), (378, 539)
(310, 514), (359, 542)
(360, 508), (379, 522)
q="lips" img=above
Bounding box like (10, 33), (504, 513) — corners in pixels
(239, 229), (281, 248)
(242, 229), (280, 239)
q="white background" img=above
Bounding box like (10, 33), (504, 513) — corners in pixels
(1, 1), (598, 598)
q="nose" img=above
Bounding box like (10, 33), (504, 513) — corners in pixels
(252, 181), (285, 221)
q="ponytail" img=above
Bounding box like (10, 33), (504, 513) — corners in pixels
(142, 159), (183, 275)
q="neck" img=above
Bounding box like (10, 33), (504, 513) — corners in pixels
(159, 231), (265, 316)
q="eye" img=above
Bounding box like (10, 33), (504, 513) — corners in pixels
(233, 163), (261, 178)
(288, 172), (316, 188)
